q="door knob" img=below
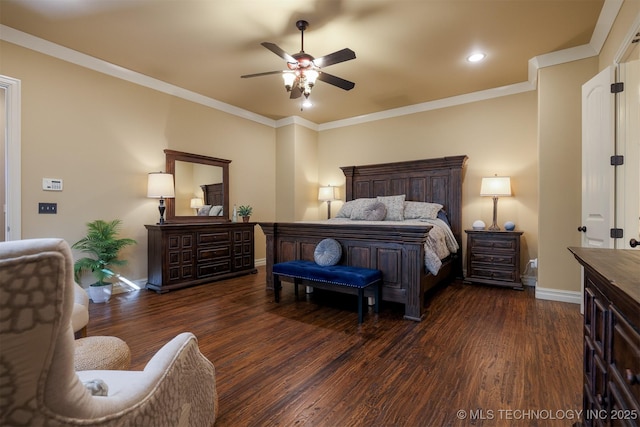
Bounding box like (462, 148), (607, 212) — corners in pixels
(577, 226), (587, 233)
(630, 239), (639, 248)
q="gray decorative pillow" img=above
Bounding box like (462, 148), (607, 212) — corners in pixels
(353, 201), (386, 221)
(314, 238), (342, 266)
(335, 200), (355, 218)
(349, 198), (378, 220)
(197, 205), (212, 216)
(404, 201), (443, 220)
(377, 195), (406, 221)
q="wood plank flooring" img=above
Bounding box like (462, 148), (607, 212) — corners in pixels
(87, 267), (583, 427)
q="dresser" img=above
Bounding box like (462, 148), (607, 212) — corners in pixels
(569, 248), (640, 427)
(145, 222), (256, 293)
(464, 230), (524, 290)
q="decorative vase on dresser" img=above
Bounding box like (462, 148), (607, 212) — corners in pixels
(464, 229), (524, 290)
(569, 247), (639, 427)
(145, 222), (257, 293)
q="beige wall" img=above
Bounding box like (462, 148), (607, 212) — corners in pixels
(318, 92), (539, 271)
(538, 57), (598, 294)
(0, 40), (275, 284)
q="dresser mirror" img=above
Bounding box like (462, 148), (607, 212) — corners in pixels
(164, 149), (231, 223)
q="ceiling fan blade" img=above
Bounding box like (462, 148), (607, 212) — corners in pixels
(261, 42), (297, 63)
(317, 72), (355, 91)
(315, 48), (356, 68)
(241, 70), (284, 79)
(290, 85), (303, 99)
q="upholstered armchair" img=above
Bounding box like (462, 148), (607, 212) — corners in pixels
(0, 238), (218, 426)
(72, 282), (89, 338)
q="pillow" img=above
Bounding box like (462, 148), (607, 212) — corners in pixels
(208, 205), (223, 216)
(314, 238), (342, 266)
(197, 205), (212, 216)
(335, 200), (355, 218)
(403, 201), (443, 220)
(348, 198), (378, 220)
(437, 209), (451, 226)
(377, 195), (406, 221)
(351, 202), (387, 221)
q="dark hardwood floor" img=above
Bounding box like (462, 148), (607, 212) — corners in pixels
(88, 267), (582, 427)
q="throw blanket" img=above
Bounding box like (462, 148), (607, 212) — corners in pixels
(305, 218), (459, 276)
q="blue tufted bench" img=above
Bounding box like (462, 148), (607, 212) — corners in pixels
(272, 260), (382, 324)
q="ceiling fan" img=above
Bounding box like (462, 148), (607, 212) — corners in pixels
(241, 20), (356, 100)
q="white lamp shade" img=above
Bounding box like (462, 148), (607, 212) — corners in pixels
(480, 176), (512, 197)
(190, 197), (204, 209)
(318, 186), (337, 202)
(147, 173), (175, 198)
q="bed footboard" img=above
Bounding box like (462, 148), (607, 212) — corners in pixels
(260, 222), (438, 321)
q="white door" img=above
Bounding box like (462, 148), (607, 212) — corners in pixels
(617, 54), (640, 250)
(581, 66), (615, 249)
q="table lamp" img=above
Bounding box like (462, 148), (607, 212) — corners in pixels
(147, 172), (175, 224)
(480, 175), (511, 231)
(318, 185), (337, 219)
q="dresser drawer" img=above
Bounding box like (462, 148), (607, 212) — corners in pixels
(198, 246), (231, 261)
(198, 259), (232, 277)
(198, 231), (230, 245)
(610, 306), (640, 409)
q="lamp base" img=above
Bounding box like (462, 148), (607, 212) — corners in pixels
(157, 198), (166, 225)
(489, 196), (500, 231)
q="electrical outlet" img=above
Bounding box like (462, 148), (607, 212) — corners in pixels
(38, 203), (57, 214)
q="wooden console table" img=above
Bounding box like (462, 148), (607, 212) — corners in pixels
(146, 222), (257, 293)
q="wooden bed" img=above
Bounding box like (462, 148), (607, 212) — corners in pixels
(259, 155), (468, 321)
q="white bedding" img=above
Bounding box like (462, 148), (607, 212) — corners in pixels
(300, 218), (459, 275)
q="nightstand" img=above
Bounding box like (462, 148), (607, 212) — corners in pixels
(464, 230), (524, 290)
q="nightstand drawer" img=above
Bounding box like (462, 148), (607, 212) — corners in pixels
(469, 252), (517, 266)
(468, 266), (518, 282)
(470, 238), (517, 251)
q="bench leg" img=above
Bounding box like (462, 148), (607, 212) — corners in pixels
(294, 278), (301, 300)
(357, 288), (364, 324)
(274, 275), (281, 303)
(374, 282), (380, 314)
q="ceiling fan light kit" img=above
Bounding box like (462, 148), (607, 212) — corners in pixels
(241, 20), (356, 104)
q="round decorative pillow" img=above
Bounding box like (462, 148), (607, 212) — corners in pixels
(314, 238), (342, 266)
(363, 202), (387, 221)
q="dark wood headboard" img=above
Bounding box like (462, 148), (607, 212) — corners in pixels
(340, 155), (468, 247)
(200, 183), (224, 206)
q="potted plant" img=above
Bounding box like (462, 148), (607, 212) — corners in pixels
(237, 205), (253, 222)
(72, 219), (137, 303)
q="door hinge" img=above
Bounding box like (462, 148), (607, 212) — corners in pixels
(611, 155), (624, 166)
(610, 228), (623, 238)
(611, 82), (624, 93)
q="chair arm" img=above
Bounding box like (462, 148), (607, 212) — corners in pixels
(72, 332), (217, 426)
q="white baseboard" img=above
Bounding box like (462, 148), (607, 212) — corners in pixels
(254, 258), (266, 267)
(535, 286), (581, 304)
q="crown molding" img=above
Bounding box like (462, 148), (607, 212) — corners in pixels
(0, 0), (622, 131)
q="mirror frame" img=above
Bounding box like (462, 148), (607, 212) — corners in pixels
(165, 149), (231, 223)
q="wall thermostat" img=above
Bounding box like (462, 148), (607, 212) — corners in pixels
(43, 178), (63, 191)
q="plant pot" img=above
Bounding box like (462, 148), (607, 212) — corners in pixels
(242, 216), (250, 223)
(89, 283), (113, 303)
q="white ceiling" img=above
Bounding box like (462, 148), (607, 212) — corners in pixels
(1, 0), (609, 124)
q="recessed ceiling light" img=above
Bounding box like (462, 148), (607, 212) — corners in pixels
(302, 100), (313, 109)
(467, 52), (486, 63)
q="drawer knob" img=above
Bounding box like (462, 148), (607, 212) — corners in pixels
(626, 368), (640, 385)
(630, 238), (639, 248)
(578, 226), (587, 233)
